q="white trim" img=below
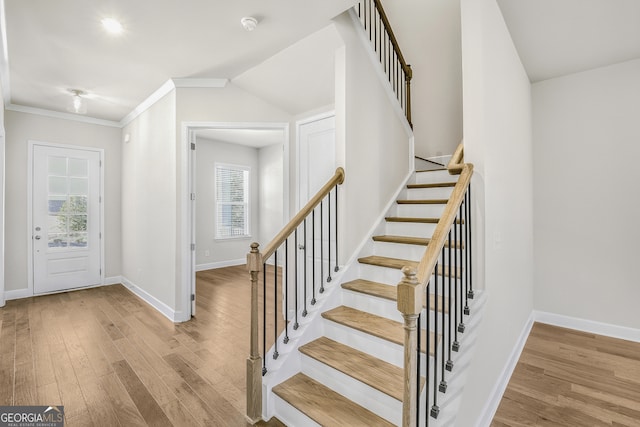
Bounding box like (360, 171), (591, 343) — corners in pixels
(103, 276), (122, 285)
(172, 78), (228, 88)
(119, 79), (176, 127)
(27, 141), (105, 297)
(6, 104), (120, 127)
(121, 276), (178, 322)
(534, 310), (640, 343)
(475, 311), (534, 427)
(195, 259), (245, 272)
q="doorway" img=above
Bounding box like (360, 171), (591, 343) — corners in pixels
(181, 122), (289, 318)
(29, 142), (103, 294)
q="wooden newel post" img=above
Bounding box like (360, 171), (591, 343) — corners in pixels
(246, 242), (263, 423)
(397, 266), (421, 427)
(405, 64), (413, 128)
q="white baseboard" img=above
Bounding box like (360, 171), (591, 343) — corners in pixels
(120, 276), (178, 322)
(476, 311), (534, 427)
(5, 278), (120, 301)
(196, 258), (245, 272)
(534, 310), (640, 343)
(5, 288), (32, 300)
(104, 276), (123, 285)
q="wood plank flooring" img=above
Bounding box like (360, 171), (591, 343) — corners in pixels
(0, 265), (284, 426)
(492, 322), (640, 426)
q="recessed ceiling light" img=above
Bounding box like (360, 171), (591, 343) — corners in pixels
(101, 17), (123, 35)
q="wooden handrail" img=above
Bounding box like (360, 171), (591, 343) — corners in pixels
(415, 163), (473, 286)
(262, 167), (345, 262)
(373, 0), (412, 79)
(447, 143), (464, 175)
(397, 153), (473, 425)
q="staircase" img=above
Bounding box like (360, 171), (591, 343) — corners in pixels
(270, 168), (485, 426)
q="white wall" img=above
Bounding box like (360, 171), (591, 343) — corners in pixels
(259, 143), (284, 245)
(333, 13), (413, 262)
(195, 137), (260, 268)
(121, 91), (176, 310)
(458, 0), (535, 424)
(383, 0), (463, 158)
(533, 59), (640, 330)
(0, 84), (4, 307)
(4, 111), (122, 294)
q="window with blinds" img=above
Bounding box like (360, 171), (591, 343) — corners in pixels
(215, 163), (250, 239)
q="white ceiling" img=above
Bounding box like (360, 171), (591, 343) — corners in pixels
(195, 128), (285, 148)
(497, 0), (640, 82)
(1, 0), (356, 123)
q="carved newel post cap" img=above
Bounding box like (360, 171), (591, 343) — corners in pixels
(401, 266), (418, 283)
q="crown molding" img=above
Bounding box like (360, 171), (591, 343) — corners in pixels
(6, 103), (121, 127)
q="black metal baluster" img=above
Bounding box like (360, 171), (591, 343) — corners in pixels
(446, 229), (454, 372)
(426, 279), (431, 427)
(273, 250), (279, 360)
(311, 208), (316, 305)
(453, 207), (461, 352)
(294, 229), (300, 329)
(320, 200), (325, 294)
(327, 191), (332, 283)
(431, 263), (439, 419)
(284, 241), (289, 344)
(460, 194), (468, 332)
(464, 190), (470, 317)
(416, 311), (421, 424)
(439, 248), (447, 393)
(468, 185), (474, 300)
(303, 220), (308, 317)
(262, 265), (267, 375)
(334, 184), (339, 273)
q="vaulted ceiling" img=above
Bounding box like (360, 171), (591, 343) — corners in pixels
(1, 0), (356, 123)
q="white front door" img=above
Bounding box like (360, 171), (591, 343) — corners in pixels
(32, 143), (102, 294)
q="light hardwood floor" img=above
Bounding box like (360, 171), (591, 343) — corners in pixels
(492, 322), (640, 426)
(0, 265), (284, 426)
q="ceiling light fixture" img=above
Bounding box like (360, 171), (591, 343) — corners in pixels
(67, 89), (88, 114)
(101, 17), (124, 35)
(240, 17), (258, 32)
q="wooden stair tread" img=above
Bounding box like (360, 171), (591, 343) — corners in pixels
(397, 199), (448, 205)
(358, 256), (462, 278)
(342, 279), (448, 313)
(407, 182), (456, 189)
(273, 373), (394, 427)
(372, 235), (463, 248)
(385, 216), (440, 223)
(322, 306), (435, 354)
(300, 337), (424, 401)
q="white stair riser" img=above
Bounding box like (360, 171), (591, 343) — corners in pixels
(414, 170), (456, 185)
(273, 394), (322, 427)
(323, 318), (405, 367)
(394, 203), (447, 218)
(300, 355), (401, 426)
(384, 221), (437, 237)
(405, 186), (455, 200)
(372, 241), (428, 260)
(357, 264), (464, 293)
(342, 289), (456, 330)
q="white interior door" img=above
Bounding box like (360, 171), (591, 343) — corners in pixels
(32, 144), (102, 294)
(297, 114), (336, 297)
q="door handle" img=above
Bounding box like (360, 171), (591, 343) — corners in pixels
(34, 235), (41, 240)
(298, 244), (305, 250)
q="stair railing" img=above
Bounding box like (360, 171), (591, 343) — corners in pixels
(246, 167), (345, 423)
(398, 144), (473, 426)
(355, 0), (413, 127)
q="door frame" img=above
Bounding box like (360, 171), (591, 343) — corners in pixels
(27, 140), (105, 296)
(180, 121), (290, 321)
